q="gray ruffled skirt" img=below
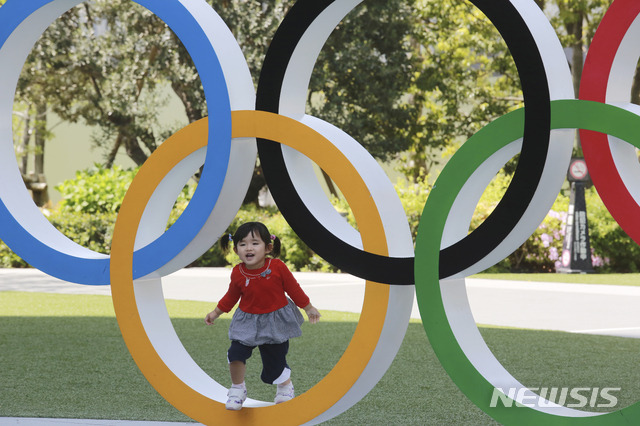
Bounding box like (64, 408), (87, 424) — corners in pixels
(228, 298), (305, 346)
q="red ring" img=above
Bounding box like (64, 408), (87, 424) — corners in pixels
(579, 0), (640, 243)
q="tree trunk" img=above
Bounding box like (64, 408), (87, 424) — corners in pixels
(18, 113), (32, 175)
(105, 133), (123, 168)
(32, 103), (49, 207)
(321, 169), (339, 198)
(564, 9), (584, 155)
(630, 62), (640, 105)
(171, 81), (204, 123)
(631, 63), (640, 162)
(34, 104), (46, 176)
(243, 164), (266, 205)
(569, 18), (583, 98)
(122, 133), (149, 166)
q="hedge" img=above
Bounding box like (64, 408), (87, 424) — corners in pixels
(1, 165), (639, 273)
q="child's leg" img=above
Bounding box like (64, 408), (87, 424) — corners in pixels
(258, 341), (295, 404)
(227, 340), (254, 385)
(229, 361), (246, 385)
(257, 341), (290, 385)
(225, 341), (254, 410)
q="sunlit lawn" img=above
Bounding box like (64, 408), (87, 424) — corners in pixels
(472, 272), (640, 286)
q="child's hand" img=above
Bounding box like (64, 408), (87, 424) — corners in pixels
(205, 307), (223, 325)
(304, 304), (321, 324)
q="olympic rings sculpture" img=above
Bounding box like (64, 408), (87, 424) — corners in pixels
(1, 0), (639, 424)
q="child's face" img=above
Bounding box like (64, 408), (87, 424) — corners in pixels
(234, 231), (272, 269)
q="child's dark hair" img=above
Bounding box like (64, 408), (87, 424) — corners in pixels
(221, 221), (281, 258)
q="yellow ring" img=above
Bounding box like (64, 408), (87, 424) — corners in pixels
(111, 110), (391, 424)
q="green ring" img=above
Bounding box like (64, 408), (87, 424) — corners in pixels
(415, 99), (640, 425)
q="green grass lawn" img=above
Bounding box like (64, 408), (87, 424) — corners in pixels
(1, 292), (639, 424)
(472, 273), (640, 286)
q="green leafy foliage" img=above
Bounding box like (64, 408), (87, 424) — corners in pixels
(399, 0), (523, 178)
(586, 187), (640, 273)
(0, 165), (431, 272)
(330, 175), (432, 245)
(2, 158), (640, 273)
(12, 0), (523, 181)
(498, 197), (569, 273)
(0, 240), (29, 268)
(186, 204), (333, 272)
(0, 209), (116, 268)
(309, 0), (422, 161)
(48, 211), (116, 255)
(470, 173), (567, 273)
(55, 164), (136, 214)
(15, 0), (419, 170)
(6, 164), (327, 270)
(472, 174), (640, 273)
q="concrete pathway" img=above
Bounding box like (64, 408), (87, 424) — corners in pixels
(2, 268), (640, 337)
(2, 268), (640, 425)
(467, 278), (640, 338)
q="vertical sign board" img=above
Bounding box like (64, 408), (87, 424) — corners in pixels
(557, 157), (594, 273)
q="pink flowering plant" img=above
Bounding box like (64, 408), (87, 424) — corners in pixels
(468, 172), (618, 273)
(487, 197), (569, 273)
(585, 187), (638, 272)
(2, 165), (638, 272)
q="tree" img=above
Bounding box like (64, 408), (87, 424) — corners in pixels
(543, 0), (612, 155)
(16, 0), (283, 162)
(19, 1), (180, 167)
(399, 0), (524, 178)
(12, 103), (50, 206)
(15, 0), (289, 203)
(305, 0), (423, 162)
(14, 0), (617, 200)
(165, 0), (289, 203)
(543, 0), (611, 94)
(14, 0), (425, 200)
(10, 3), (52, 206)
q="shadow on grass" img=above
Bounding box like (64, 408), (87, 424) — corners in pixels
(2, 314), (639, 425)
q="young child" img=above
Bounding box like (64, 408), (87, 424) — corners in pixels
(205, 221), (321, 410)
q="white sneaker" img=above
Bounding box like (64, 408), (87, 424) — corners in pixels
(274, 383), (294, 404)
(226, 387), (247, 410)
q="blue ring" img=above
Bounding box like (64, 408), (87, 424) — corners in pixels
(0, 0), (231, 284)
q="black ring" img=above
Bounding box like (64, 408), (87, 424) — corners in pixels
(256, 0), (550, 284)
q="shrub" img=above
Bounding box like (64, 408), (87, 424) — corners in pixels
(0, 239), (29, 268)
(4, 162), (639, 274)
(200, 204), (333, 272)
(496, 197), (568, 273)
(47, 211), (116, 255)
(586, 187), (640, 272)
(55, 164), (137, 214)
(330, 175), (432, 243)
(0, 209), (116, 268)
(466, 172), (569, 273)
(49, 163), (322, 270)
(472, 173), (640, 273)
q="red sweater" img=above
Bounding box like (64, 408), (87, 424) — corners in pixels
(217, 258), (310, 314)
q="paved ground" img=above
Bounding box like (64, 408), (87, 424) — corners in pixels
(2, 268), (640, 425)
(2, 267), (640, 337)
(467, 278), (640, 338)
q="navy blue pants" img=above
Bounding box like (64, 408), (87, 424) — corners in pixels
(227, 340), (290, 384)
